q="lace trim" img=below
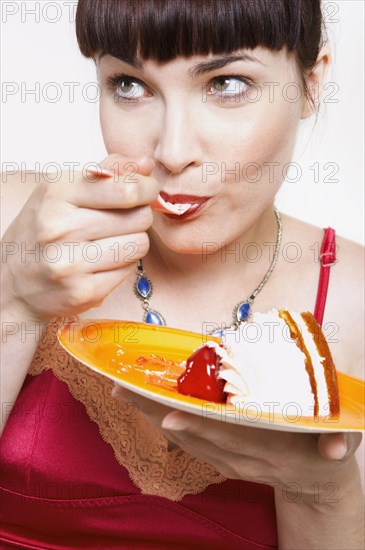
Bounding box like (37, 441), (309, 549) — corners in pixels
(29, 317), (226, 501)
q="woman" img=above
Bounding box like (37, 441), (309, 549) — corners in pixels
(1, 0), (364, 548)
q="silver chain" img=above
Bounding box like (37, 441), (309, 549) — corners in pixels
(135, 206), (282, 333)
(249, 207), (282, 300)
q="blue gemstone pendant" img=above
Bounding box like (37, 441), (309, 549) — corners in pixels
(145, 309), (166, 326)
(211, 329), (225, 338)
(134, 275), (152, 300)
(234, 301), (252, 323)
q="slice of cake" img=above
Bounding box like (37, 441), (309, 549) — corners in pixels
(177, 309), (340, 418)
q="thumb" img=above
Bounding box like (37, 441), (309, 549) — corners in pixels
(317, 432), (362, 460)
(133, 157), (155, 176)
(318, 432), (348, 460)
(99, 154), (155, 177)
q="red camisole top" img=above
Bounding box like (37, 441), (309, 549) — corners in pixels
(0, 228), (336, 550)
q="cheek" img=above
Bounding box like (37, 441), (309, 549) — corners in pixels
(99, 100), (126, 154)
(257, 103), (300, 162)
(99, 100), (148, 155)
(217, 97), (302, 192)
(99, 100), (114, 152)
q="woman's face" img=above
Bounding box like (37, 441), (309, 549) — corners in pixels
(97, 47), (308, 254)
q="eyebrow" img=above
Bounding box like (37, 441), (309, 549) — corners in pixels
(188, 54), (265, 77)
(101, 52), (265, 75)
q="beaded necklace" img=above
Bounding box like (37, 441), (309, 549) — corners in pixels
(134, 207), (282, 336)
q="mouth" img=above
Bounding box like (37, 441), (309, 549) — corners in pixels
(151, 192), (211, 216)
(163, 200), (209, 220)
(84, 167), (211, 218)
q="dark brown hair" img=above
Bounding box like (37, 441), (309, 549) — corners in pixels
(76, 0), (325, 107)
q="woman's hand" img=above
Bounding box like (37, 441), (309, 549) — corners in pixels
(111, 386), (361, 496)
(112, 386), (364, 548)
(1, 154), (160, 322)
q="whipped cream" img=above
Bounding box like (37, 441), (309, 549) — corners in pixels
(151, 195), (198, 215)
(211, 309), (333, 417)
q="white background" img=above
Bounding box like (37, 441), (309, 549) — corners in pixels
(1, 0), (364, 244)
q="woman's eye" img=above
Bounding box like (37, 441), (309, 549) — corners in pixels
(207, 76), (251, 99)
(106, 75), (147, 100)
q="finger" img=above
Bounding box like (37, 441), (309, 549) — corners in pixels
(111, 385), (176, 425)
(318, 432), (362, 460)
(84, 167), (116, 179)
(98, 156), (155, 177)
(64, 153), (159, 209)
(162, 429), (237, 476)
(111, 385), (137, 401)
(85, 157), (156, 181)
(45, 233), (149, 280)
(81, 233), (149, 273)
(111, 388), (260, 469)
(161, 410), (294, 460)
(317, 433), (347, 460)
(68, 172), (160, 209)
(160, 426), (266, 481)
(66, 205), (153, 241)
(58, 264), (137, 313)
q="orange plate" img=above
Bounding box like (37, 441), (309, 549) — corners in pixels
(58, 319), (365, 433)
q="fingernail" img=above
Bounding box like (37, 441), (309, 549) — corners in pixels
(86, 167), (114, 178)
(338, 436), (348, 458)
(111, 384), (123, 398)
(161, 415), (185, 431)
(137, 157), (155, 172)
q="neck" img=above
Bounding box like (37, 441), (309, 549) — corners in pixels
(145, 203), (280, 287)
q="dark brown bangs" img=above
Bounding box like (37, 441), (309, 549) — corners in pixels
(76, 0), (318, 66)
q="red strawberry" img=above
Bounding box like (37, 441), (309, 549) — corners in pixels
(177, 345), (226, 402)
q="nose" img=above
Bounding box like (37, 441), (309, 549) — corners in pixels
(154, 101), (203, 175)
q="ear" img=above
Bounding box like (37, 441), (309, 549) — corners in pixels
(301, 45), (331, 119)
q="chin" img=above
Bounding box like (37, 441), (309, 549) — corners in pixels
(150, 214), (242, 257)
(159, 237), (207, 255)
(149, 224), (209, 255)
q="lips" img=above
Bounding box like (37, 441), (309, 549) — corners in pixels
(159, 191), (211, 205)
(151, 192), (211, 216)
(84, 168), (210, 217)
(163, 199), (209, 221)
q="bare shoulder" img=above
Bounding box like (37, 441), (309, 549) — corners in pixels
(327, 233), (364, 378)
(334, 233), (364, 281)
(325, 232), (364, 319)
(1, 172), (40, 237)
(281, 212), (364, 291)
(282, 214), (364, 378)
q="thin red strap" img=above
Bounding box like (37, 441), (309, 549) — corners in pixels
(313, 227), (337, 326)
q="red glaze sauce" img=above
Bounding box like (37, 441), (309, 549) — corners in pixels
(177, 345), (226, 402)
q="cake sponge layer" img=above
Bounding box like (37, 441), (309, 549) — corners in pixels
(216, 309), (339, 418)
